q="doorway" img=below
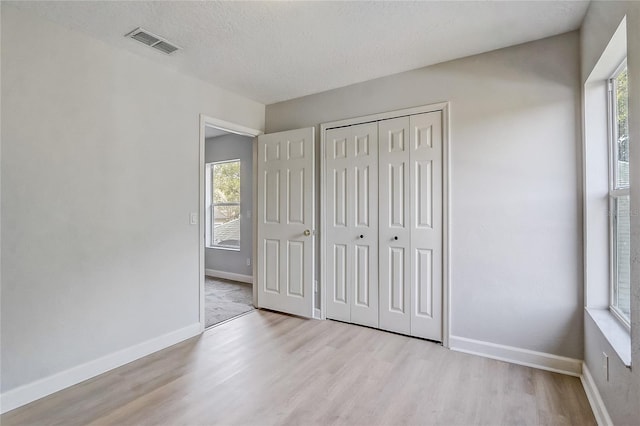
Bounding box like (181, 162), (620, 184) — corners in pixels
(199, 116), (261, 329)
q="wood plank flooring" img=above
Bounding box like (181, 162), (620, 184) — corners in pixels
(1, 311), (596, 426)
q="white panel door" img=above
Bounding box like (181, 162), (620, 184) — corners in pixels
(378, 117), (411, 335)
(325, 122), (379, 327)
(257, 127), (315, 317)
(409, 112), (443, 341)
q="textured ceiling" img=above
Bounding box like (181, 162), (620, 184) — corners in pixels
(8, 1), (590, 104)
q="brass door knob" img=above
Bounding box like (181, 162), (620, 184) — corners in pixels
(304, 229), (311, 236)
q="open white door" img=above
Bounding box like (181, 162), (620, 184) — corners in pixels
(257, 127), (315, 317)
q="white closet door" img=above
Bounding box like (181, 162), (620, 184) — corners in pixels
(378, 117), (411, 335)
(257, 127), (315, 318)
(325, 122), (379, 327)
(409, 112), (443, 341)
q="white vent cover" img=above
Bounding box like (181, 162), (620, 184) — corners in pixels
(125, 27), (180, 54)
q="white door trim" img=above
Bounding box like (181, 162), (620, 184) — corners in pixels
(198, 114), (262, 332)
(319, 102), (451, 347)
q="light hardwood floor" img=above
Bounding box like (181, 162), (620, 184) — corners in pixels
(2, 311), (595, 426)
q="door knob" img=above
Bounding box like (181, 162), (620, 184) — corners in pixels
(394, 236), (398, 240)
(304, 229), (311, 236)
(359, 234), (364, 239)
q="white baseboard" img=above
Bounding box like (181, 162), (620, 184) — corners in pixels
(581, 364), (613, 426)
(205, 269), (253, 284)
(449, 335), (583, 377)
(0, 323), (201, 414)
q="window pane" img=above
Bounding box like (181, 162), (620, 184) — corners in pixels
(211, 160), (241, 249)
(213, 161), (241, 203)
(213, 205), (240, 248)
(613, 195), (631, 321)
(615, 66), (629, 188)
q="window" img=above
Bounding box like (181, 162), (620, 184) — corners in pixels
(206, 160), (241, 250)
(608, 60), (630, 327)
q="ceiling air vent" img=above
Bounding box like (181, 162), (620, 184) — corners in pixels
(125, 27), (180, 55)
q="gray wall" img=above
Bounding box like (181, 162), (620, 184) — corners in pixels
(0, 5), (264, 393)
(205, 133), (254, 277)
(266, 32), (583, 359)
(581, 2), (640, 424)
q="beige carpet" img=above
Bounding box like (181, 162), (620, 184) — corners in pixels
(204, 277), (254, 328)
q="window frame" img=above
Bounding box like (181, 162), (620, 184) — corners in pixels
(206, 159), (241, 251)
(607, 59), (631, 330)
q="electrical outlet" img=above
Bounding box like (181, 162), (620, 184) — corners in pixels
(189, 212), (198, 225)
(246, 258), (251, 266)
(603, 352), (609, 381)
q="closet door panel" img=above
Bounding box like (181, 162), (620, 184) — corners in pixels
(378, 117), (411, 335)
(326, 128), (351, 322)
(325, 123), (378, 326)
(410, 112), (443, 341)
(350, 123), (378, 327)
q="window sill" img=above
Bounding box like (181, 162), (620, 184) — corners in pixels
(586, 307), (632, 368)
(206, 246), (240, 252)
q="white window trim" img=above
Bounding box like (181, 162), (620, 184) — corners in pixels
(206, 159), (241, 251)
(582, 16), (630, 369)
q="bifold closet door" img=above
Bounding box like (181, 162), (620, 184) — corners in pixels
(325, 122), (379, 327)
(378, 116), (412, 335)
(409, 111), (443, 341)
(379, 111), (444, 340)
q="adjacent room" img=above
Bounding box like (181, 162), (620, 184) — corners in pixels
(203, 125), (255, 328)
(1, 1), (638, 425)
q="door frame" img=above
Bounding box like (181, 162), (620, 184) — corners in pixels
(198, 114), (263, 332)
(319, 102), (452, 347)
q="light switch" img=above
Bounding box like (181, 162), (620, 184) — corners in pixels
(189, 212), (198, 225)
